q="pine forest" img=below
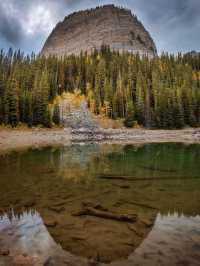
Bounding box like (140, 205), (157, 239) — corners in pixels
(0, 46), (200, 129)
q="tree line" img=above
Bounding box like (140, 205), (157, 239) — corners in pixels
(0, 46), (200, 128)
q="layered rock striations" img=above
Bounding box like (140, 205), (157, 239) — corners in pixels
(41, 5), (157, 57)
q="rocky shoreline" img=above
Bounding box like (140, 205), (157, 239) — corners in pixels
(0, 127), (200, 154)
(71, 127), (200, 143)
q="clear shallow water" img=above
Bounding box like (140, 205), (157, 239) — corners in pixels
(0, 143), (200, 265)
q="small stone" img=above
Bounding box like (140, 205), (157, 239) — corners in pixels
(43, 257), (53, 266)
(119, 185), (130, 189)
(48, 206), (65, 213)
(82, 201), (97, 208)
(44, 219), (58, 228)
(0, 249), (10, 256)
(52, 201), (66, 207)
(24, 200), (36, 208)
(141, 218), (154, 227)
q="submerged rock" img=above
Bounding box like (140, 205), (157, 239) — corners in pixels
(0, 249), (10, 256)
(44, 218), (58, 228)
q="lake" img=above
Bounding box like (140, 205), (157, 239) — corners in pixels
(0, 143), (200, 265)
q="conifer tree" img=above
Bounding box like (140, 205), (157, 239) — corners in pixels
(6, 77), (19, 127)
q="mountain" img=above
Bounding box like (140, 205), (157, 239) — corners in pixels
(184, 51), (199, 56)
(41, 5), (157, 57)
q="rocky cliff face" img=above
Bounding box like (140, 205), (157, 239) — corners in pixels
(41, 5), (157, 57)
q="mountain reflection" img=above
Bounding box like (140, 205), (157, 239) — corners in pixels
(0, 210), (60, 256)
(127, 213), (200, 266)
(1, 210), (200, 265)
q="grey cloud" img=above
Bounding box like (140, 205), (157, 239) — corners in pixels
(0, 2), (23, 45)
(124, 0), (200, 53)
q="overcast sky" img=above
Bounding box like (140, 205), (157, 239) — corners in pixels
(0, 0), (199, 54)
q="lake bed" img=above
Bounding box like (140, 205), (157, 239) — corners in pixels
(0, 143), (200, 265)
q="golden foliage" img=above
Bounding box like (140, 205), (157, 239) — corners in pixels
(192, 71), (200, 80)
(96, 115), (123, 129)
(50, 90), (86, 109)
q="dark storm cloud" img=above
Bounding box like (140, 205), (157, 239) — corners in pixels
(0, 0), (60, 53)
(125, 0), (200, 53)
(0, 0), (199, 54)
(0, 2), (23, 45)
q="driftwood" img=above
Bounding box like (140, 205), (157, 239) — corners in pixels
(126, 224), (144, 237)
(73, 206), (137, 223)
(112, 184), (130, 189)
(98, 175), (196, 182)
(98, 175), (133, 181)
(140, 165), (177, 173)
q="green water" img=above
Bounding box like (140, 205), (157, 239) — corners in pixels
(0, 143), (200, 264)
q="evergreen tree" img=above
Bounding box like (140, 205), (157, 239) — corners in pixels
(6, 77), (19, 127)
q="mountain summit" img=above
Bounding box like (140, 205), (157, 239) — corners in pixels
(41, 5), (157, 57)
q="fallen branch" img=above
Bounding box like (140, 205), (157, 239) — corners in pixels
(73, 206), (137, 223)
(112, 184), (130, 189)
(126, 224), (143, 237)
(98, 175), (197, 182)
(139, 165), (177, 173)
(98, 175), (133, 181)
